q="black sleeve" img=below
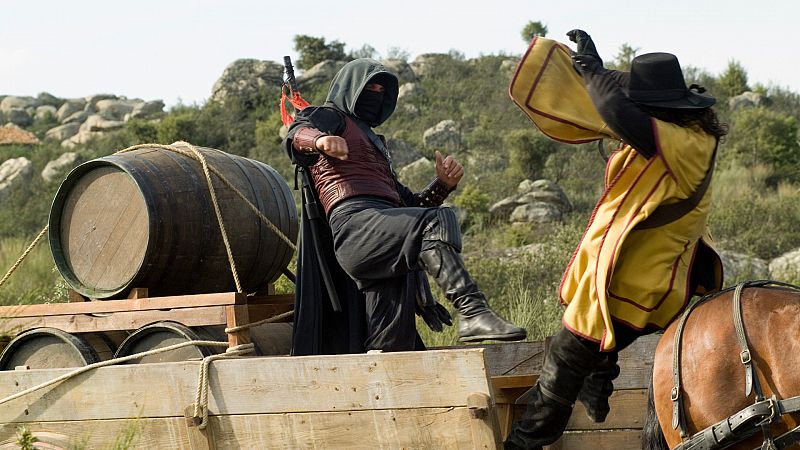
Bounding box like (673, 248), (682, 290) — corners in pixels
(582, 69), (657, 158)
(284, 107), (345, 166)
(395, 181), (418, 207)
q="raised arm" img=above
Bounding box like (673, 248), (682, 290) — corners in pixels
(568, 29), (657, 158)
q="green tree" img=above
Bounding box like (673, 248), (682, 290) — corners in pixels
(293, 35), (347, 70)
(606, 43), (639, 71)
(505, 130), (564, 181)
(521, 21), (548, 42)
(718, 60), (750, 98)
(350, 44), (378, 60)
(724, 107), (800, 183)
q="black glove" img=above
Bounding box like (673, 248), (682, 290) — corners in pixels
(566, 29), (602, 63)
(416, 301), (453, 333)
(571, 54), (603, 75)
(567, 29), (603, 75)
(414, 271), (453, 332)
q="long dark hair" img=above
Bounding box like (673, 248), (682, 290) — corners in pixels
(643, 106), (728, 140)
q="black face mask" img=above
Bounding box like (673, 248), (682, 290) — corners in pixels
(354, 90), (384, 125)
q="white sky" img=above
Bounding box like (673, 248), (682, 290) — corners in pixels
(2, 0), (797, 108)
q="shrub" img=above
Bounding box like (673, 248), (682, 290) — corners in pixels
(710, 164), (800, 259)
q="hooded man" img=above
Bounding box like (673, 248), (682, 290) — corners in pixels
(504, 31), (725, 449)
(284, 58), (526, 354)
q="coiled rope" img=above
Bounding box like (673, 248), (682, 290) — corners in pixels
(0, 141), (300, 427)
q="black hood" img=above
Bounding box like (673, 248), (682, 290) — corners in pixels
(324, 58), (399, 127)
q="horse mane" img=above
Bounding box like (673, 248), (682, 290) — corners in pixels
(642, 375), (669, 450)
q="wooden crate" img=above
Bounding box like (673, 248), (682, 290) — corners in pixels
(451, 335), (659, 447)
(493, 334), (657, 450)
(0, 348), (501, 449)
(0, 291), (294, 348)
(0, 304), (659, 449)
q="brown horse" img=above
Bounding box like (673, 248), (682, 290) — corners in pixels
(643, 281), (800, 450)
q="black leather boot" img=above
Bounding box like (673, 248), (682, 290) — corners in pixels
(504, 328), (604, 449)
(418, 244), (526, 342)
(577, 353), (619, 423)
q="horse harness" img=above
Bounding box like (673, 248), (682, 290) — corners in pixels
(671, 280), (800, 450)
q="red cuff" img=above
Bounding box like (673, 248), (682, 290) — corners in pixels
(293, 127), (327, 154)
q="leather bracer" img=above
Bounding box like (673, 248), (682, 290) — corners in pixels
(293, 127), (327, 154)
(415, 178), (455, 207)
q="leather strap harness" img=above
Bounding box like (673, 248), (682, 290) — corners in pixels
(670, 280), (800, 450)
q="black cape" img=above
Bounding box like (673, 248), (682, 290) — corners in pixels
(286, 58), (399, 355)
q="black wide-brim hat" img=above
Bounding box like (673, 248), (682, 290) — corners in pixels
(626, 52), (715, 109)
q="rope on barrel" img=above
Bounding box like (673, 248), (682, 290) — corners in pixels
(0, 141), (298, 292)
(114, 141), (299, 293)
(115, 142), (297, 252)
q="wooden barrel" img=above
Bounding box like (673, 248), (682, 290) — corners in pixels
(248, 322), (293, 356)
(48, 145), (298, 299)
(113, 321), (222, 364)
(0, 328), (101, 370)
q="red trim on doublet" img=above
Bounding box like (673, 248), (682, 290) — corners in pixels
(509, 38), (602, 145)
(559, 150), (633, 302)
(608, 239), (693, 312)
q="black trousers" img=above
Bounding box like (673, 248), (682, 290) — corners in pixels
(574, 319), (659, 355)
(329, 197), (438, 352)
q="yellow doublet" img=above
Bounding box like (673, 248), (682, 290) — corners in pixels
(510, 37), (722, 351)
(559, 121), (719, 351)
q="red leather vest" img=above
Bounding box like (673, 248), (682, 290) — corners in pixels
(309, 116), (400, 215)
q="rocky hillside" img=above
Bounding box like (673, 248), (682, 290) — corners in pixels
(0, 94), (164, 148)
(2, 48), (800, 285)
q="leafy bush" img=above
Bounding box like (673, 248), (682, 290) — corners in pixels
(505, 129), (565, 181)
(293, 35), (346, 70)
(722, 107), (800, 184)
(710, 164), (800, 259)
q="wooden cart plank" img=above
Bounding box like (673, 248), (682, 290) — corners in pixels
(442, 341), (545, 377)
(246, 293), (294, 305)
(0, 349), (492, 423)
(546, 429), (641, 450)
(0, 306), (229, 334)
(0, 292), (245, 318)
(0, 406), (499, 450)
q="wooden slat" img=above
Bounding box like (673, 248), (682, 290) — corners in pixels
(546, 429), (641, 450)
(246, 293), (294, 305)
(566, 388), (648, 431)
(184, 404), (215, 450)
(0, 292), (244, 318)
(0, 349), (491, 423)
(0, 407), (498, 449)
(225, 305), (250, 347)
(246, 303), (293, 323)
(498, 388), (649, 440)
(0, 306), (229, 334)
(491, 374), (537, 390)
(614, 334), (660, 390)
(440, 340), (545, 377)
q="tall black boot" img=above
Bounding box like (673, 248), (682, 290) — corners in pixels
(504, 328), (604, 449)
(576, 352), (619, 423)
(418, 244), (526, 342)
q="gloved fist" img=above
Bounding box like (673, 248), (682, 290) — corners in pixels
(571, 54), (602, 75)
(416, 301), (453, 332)
(567, 29), (590, 47)
(566, 29), (603, 65)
